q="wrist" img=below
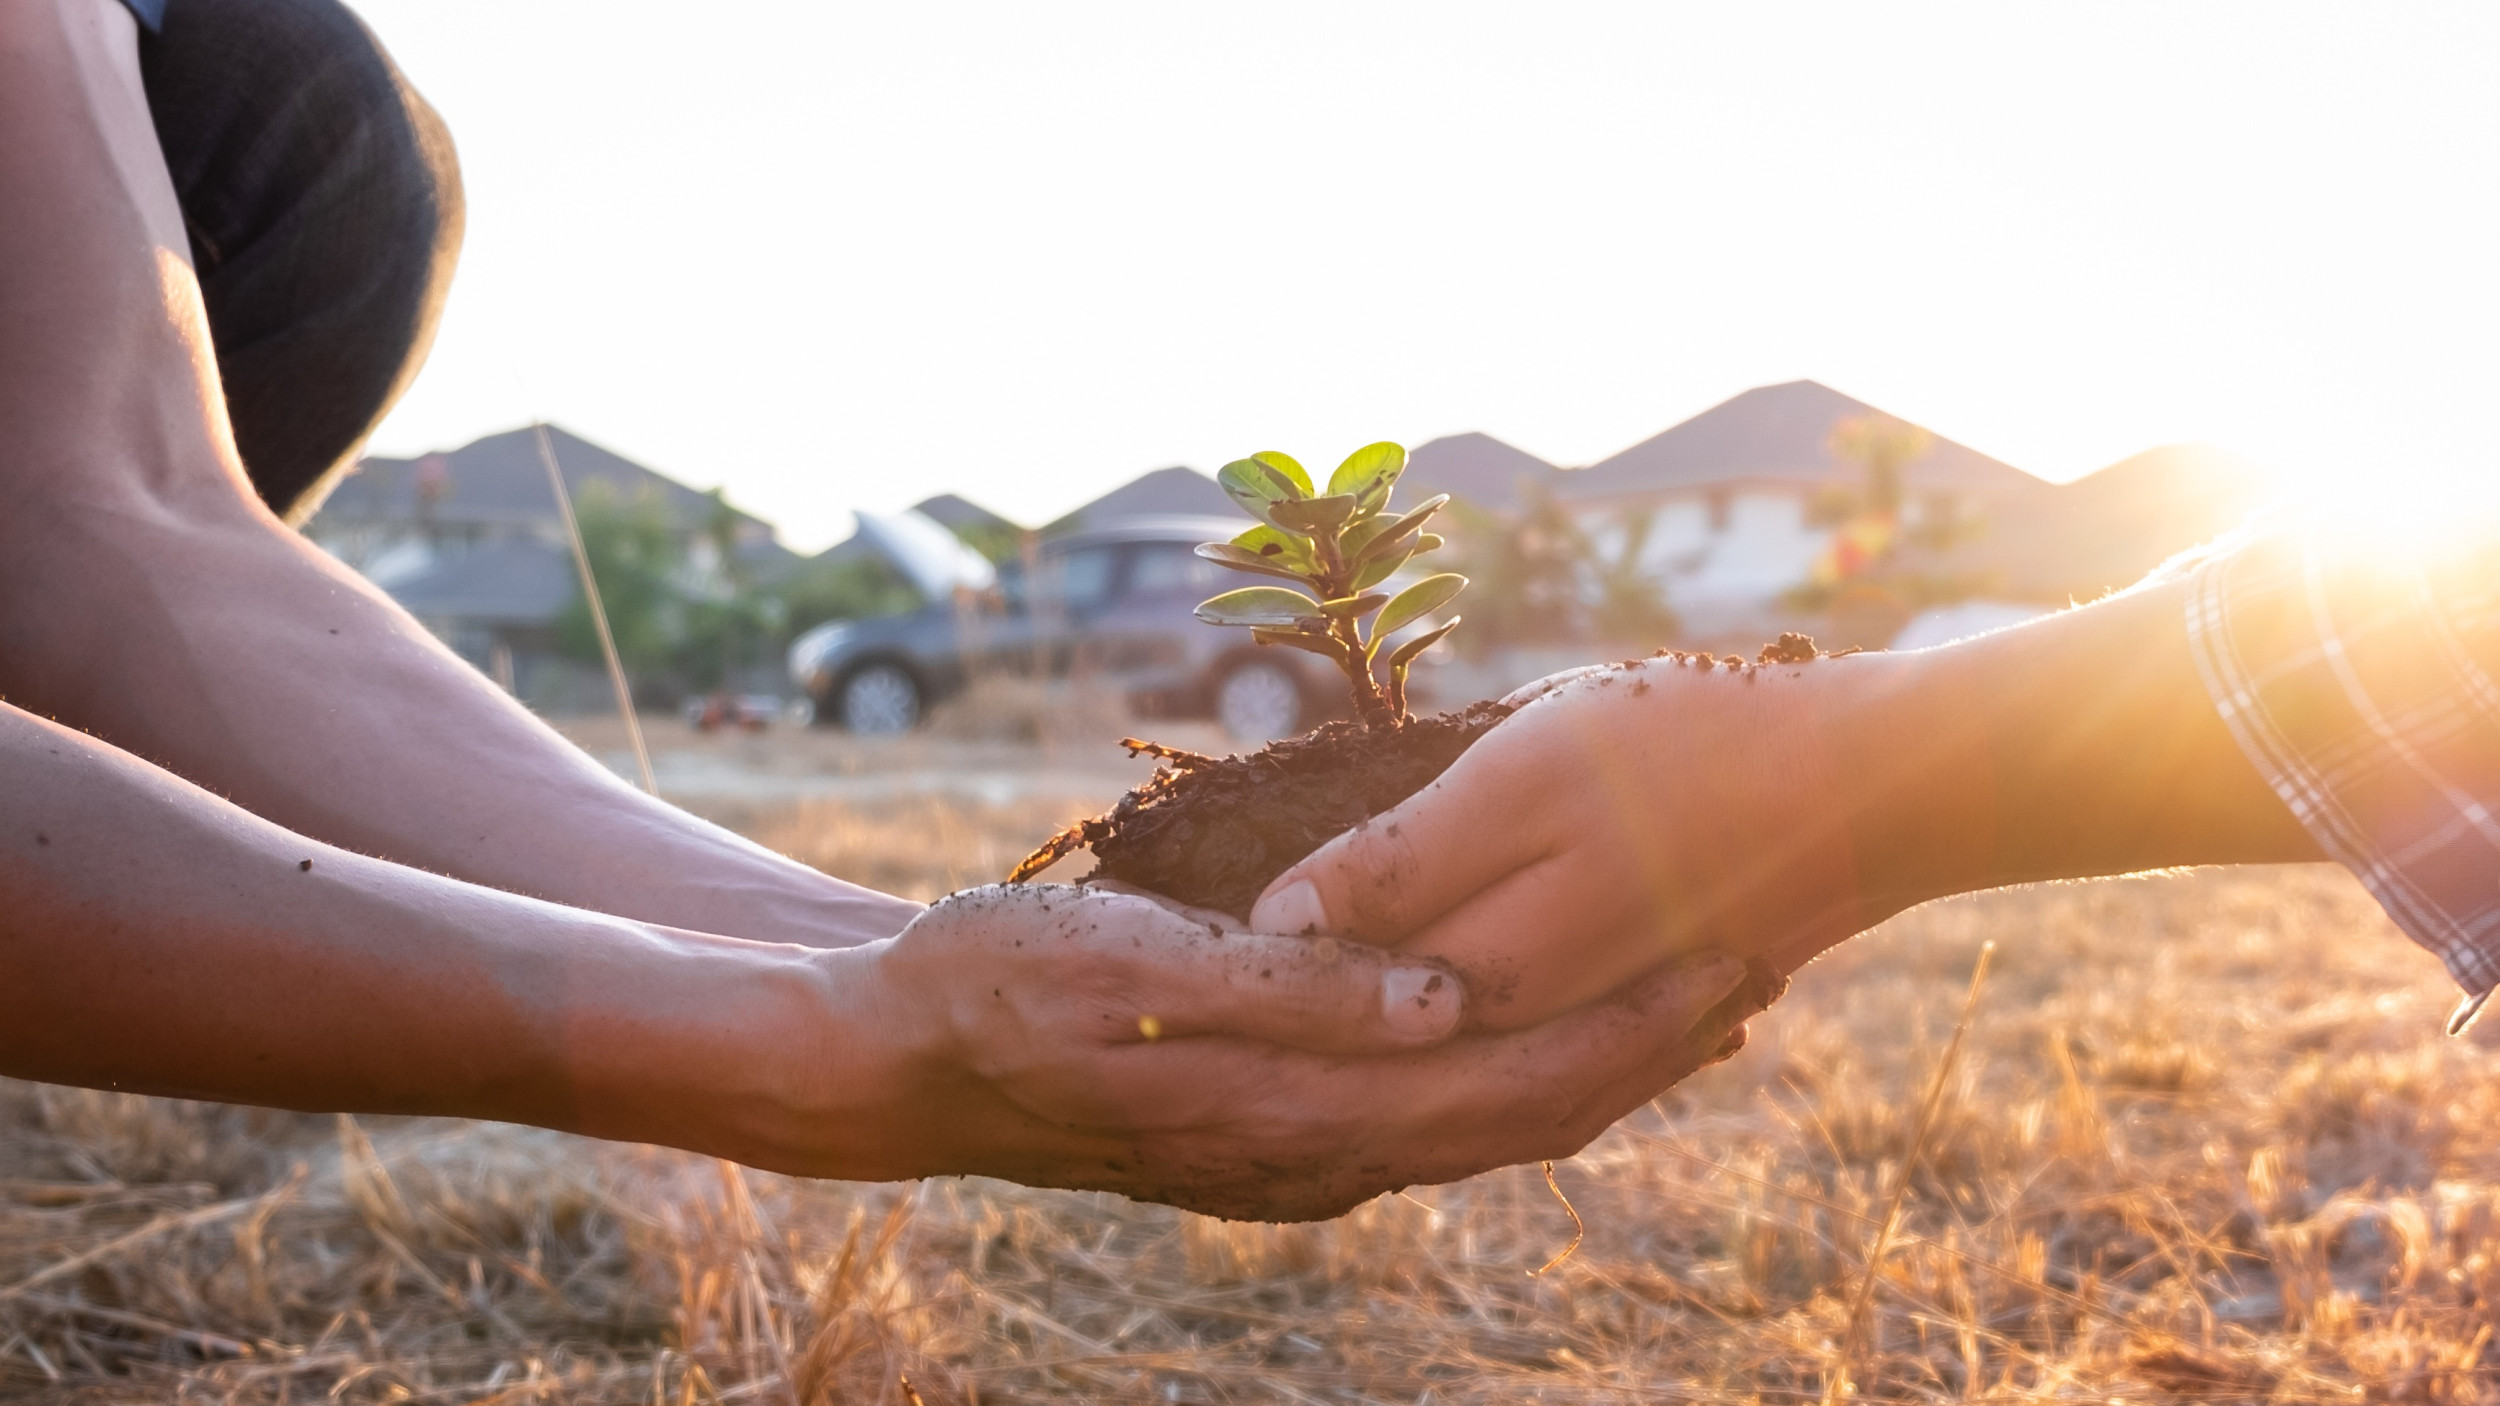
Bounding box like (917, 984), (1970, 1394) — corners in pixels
(1827, 577), (2317, 907)
(543, 928), (876, 1175)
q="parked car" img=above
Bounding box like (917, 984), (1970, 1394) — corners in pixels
(788, 516), (1401, 741)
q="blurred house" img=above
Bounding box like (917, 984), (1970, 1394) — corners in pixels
(1410, 381), (2275, 644)
(909, 493), (1023, 544)
(1401, 431), (1561, 514)
(1961, 442), (2273, 602)
(814, 493), (1025, 570)
(307, 425), (797, 693)
(1544, 381), (2050, 638)
(1043, 465), (1236, 535)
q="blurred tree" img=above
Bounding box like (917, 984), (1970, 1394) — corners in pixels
(556, 482), (684, 675)
(775, 555), (921, 638)
(1587, 506), (1681, 643)
(558, 483), (793, 696)
(1787, 412), (1991, 620)
(1443, 487), (1679, 652)
(945, 517), (1028, 567)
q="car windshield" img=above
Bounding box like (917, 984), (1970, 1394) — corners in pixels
(1032, 546), (1118, 614)
(1123, 542), (1226, 598)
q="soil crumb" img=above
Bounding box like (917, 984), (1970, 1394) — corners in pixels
(1757, 631), (1821, 665)
(1012, 700), (1514, 918)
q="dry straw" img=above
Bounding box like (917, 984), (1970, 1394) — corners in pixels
(7, 796), (2499, 1402)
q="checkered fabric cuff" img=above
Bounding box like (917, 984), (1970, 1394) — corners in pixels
(2184, 530), (2500, 1033)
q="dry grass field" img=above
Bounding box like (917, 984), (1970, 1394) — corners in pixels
(8, 788), (2500, 1403)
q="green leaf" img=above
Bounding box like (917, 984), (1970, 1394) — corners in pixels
(1318, 591), (1389, 620)
(1414, 532), (1445, 552)
(1385, 616), (1460, 672)
(1217, 458), (1306, 529)
(1232, 524), (1314, 570)
(1251, 451), (1313, 497)
(1196, 586), (1324, 628)
(1338, 515), (1394, 560)
(1372, 572), (1466, 642)
(1326, 442), (1407, 512)
(1253, 627), (1351, 660)
(1352, 537), (1418, 591)
(1352, 524), (1420, 567)
(1196, 542), (1315, 585)
(1269, 494), (1358, 534)
(1357, 495), (1449, 560)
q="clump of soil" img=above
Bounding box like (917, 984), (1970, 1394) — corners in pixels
(1756, 631), (1823, 665)
(1010, 700), (1513, 918)
(1009, 632), (1851, 918)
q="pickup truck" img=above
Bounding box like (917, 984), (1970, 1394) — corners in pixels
(788, 516), (1367, 742)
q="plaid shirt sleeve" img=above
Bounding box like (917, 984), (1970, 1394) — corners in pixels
(2184, 529), (2500, 1032)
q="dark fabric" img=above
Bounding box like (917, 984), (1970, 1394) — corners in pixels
(139, 0), (463, 523)
(119, 0), (167, 32)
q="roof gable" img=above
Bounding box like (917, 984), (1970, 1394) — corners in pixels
(1401, 432), (1558, 513)
(384, 538), (578, 625)
(1559, 380), (2045, 501)
(1049, 466), (1243, 535)
(320, 425), (770, 536)
(910, 493), (1022, 534)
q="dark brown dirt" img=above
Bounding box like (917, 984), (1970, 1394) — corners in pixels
(1010, 700), (1514, 919)
(1009, 630), (1844, 919)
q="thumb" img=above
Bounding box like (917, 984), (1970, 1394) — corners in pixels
(1134, 929), (1467, 1054)
(1248, 739), (1547, 944)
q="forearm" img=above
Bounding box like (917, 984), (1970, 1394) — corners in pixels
(0, 702), (861, 1164)
(0, 497), (918, 945)
(1823, 573), (2320, 912)
(0, 0), (915, 948)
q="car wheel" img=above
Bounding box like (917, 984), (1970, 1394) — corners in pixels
(1217, 659), (1304, 743)
(838, 663), (922, 735)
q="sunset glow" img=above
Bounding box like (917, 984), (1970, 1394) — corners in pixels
(348, 2), (2499, 551)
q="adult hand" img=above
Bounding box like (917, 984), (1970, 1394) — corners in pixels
(776, 884), (1772, 1221)
(1246, 652), (1885, 1032)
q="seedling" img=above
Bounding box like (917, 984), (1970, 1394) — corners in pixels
(1007, 442), (1481, 905)
(1194, 443), (1465, 729)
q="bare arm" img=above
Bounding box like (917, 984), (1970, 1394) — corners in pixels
(0, 0), (915, 947)
(1251, 574), (2323, 1029)
(0, 698), (837, 1150)
(0, 0), (1780, 1217)
(3, 695), (1778, 1218)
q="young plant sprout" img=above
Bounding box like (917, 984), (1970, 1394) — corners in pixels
(1005, 442), (1482, 901)
(1195, 443), (1465, 729)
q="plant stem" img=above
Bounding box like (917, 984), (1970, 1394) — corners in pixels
(1325, 616), (1396, 728)
(1309, 530), (1399, 729)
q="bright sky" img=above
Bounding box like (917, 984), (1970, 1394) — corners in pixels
(352, 2), (2500, 553)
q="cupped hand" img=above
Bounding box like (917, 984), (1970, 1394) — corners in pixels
(800, 883), (1771, 1221)
(1248, 654), (1897, 1032)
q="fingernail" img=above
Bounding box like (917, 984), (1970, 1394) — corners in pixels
(1382, 966), (1461, 1040)
(1253, 878), (1329, 936)
(1741, 957), (1791, 1012)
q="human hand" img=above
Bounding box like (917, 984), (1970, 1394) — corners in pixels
(1247, 653), (1886, 1032)
(773, 883), (1772, 1221)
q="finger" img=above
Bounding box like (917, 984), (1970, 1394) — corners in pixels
(1248, 951), (1754, 1191)
(1247, 736), (1549, 946)
(1392, 851), (1645, 1031)
(1083, 879), (1248, 933)
(1082, 951), (1767, 1221)
(1543, 958), (1789, 1149)
(1498, 664), (1606, 709)
(1099, 908), (1468, 1053)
